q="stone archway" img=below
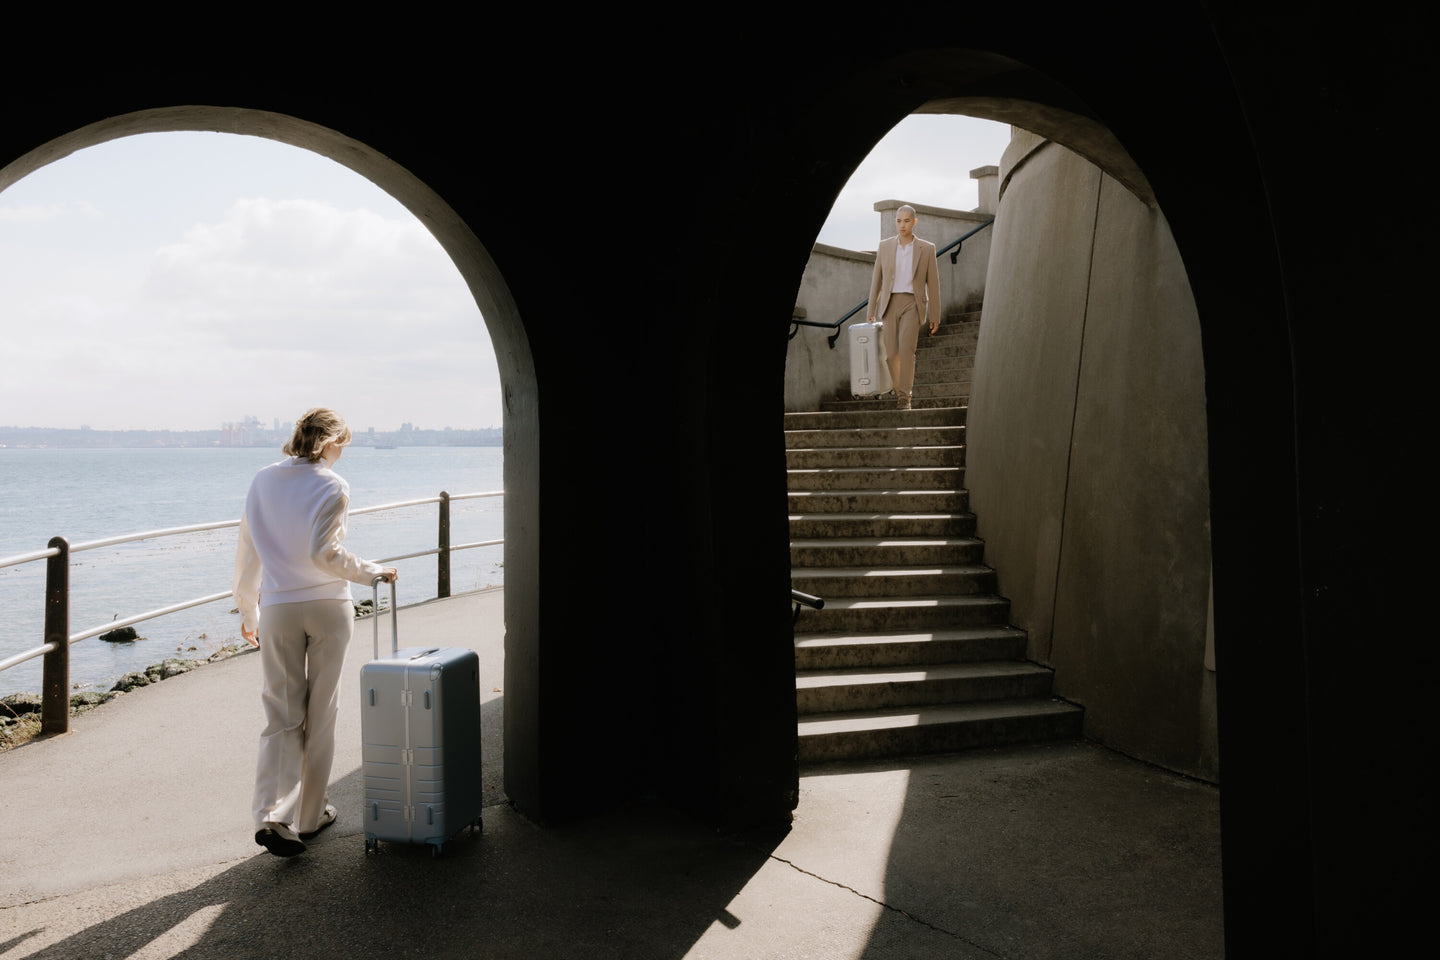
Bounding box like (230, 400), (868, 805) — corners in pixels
(790, 96), (1216, 778)
(0, 105), (543, 814)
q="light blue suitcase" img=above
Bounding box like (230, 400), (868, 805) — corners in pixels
(360, 578), (483, 856)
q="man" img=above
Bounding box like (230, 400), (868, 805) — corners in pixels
(866, 205), (941, 410)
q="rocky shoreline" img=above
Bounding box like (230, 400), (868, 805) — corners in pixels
(0, 601), (390, 752)
(0, 642), (254, 751)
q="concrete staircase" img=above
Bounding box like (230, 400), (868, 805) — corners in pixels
(821, 304), (981, 411)
(787, 313), (1083, 763)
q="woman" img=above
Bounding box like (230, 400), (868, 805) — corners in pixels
(233, 407), (397, 857)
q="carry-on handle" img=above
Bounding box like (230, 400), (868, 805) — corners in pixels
(372, 575), (398, 659)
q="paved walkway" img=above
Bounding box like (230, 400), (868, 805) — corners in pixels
(0, 590), (1223, 959)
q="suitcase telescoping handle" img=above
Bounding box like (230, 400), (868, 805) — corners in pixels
(372, 575), (399, 659)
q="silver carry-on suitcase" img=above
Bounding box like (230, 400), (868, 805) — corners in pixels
(849, 320), (892, 397)
(360, 577), (483, 856)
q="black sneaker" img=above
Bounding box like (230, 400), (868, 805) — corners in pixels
(255, 822), (306, 857)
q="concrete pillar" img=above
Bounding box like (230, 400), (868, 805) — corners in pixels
(971, 165), (999, 214)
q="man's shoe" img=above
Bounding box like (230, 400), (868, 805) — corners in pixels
(300, 804), (339, 841)
(255, 821), (306, 857)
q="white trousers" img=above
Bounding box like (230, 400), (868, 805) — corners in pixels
(252, 598), (352, 832)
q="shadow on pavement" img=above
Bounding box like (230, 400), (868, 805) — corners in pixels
(12, 760), (786, 959)
(850, 742), (1224, 959)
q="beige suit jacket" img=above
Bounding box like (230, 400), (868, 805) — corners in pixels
(867, 235), (941, 328)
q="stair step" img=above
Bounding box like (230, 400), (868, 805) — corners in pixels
(789, 512), (977, 537)
(793, 626), (1029, 669)
(791, 565), (997, 598)
(938, 316), (984, 332)
(914, 355), (973, 375)
(788, 490), (970, 513)
(915, 339), (977, 358)
(821, 397), (968, 412)
(790, 538), (987, 566)
(787, 467), (963, 491)
(784, 425), (965, 448)
(793, 594), (1010, 631)
(786, 445), (965, 469)
(797, 698), (1085, 764)
(914, 381), (972, 400)
(796, 661), (1056, 714)
(783, 408), (965, 430)
(915, 359), (973, 379)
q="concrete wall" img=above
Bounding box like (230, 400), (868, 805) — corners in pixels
(967, 129), (1217, 780)
(785, 243), (874, 411)
(785, 195), (994, 412)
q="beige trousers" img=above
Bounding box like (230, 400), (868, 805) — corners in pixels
(252, 598), (351, 832)
(880, 292), (921, 400)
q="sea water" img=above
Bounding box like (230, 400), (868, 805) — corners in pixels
(0, 445), (503, 698)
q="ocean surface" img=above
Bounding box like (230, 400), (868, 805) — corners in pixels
(0, 445), (503, 698)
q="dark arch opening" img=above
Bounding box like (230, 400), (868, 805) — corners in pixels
(762, 40), (1304, 951)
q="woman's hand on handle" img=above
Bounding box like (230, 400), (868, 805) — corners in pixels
(378, 567), (399, 583)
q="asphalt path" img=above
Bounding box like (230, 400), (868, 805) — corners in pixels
(0, 589), (1223, 959)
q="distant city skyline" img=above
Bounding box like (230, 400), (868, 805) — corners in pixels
(0, 423), (498, 434)
(0, 421), (502, 449)
(0, 117), (1009, 431)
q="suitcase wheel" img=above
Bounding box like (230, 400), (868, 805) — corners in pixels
(365, 837), (378, 854)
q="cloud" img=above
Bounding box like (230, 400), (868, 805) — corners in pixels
(2, 197), (499, 431)
(144, 198), (480, 340)
(815, 115), (1012, 251)
(0, 133), (506, 432)
(0, 200), (101, 223)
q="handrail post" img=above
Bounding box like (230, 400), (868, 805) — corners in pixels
(41, 537), (70, 735)
(437, 491), (451, 599)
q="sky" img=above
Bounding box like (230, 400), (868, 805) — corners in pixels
(0, 115), (1010, 432)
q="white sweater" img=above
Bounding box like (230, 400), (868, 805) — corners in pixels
(232, 457), (386, 633)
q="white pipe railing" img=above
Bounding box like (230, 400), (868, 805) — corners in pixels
(0, 490), (503, 733)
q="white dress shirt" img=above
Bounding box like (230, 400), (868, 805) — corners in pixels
(893, 238), (915, 295)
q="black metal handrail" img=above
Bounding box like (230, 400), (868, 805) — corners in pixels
(791, 588), (824, 624)
(788, 217), (996, 347)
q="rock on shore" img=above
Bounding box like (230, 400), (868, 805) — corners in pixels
(109, 644), (248, 692)
(1, 643), (252, 750)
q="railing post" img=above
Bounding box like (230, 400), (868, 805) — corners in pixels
(42, 537), (70, 735)
(437, 491), (451, 599)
